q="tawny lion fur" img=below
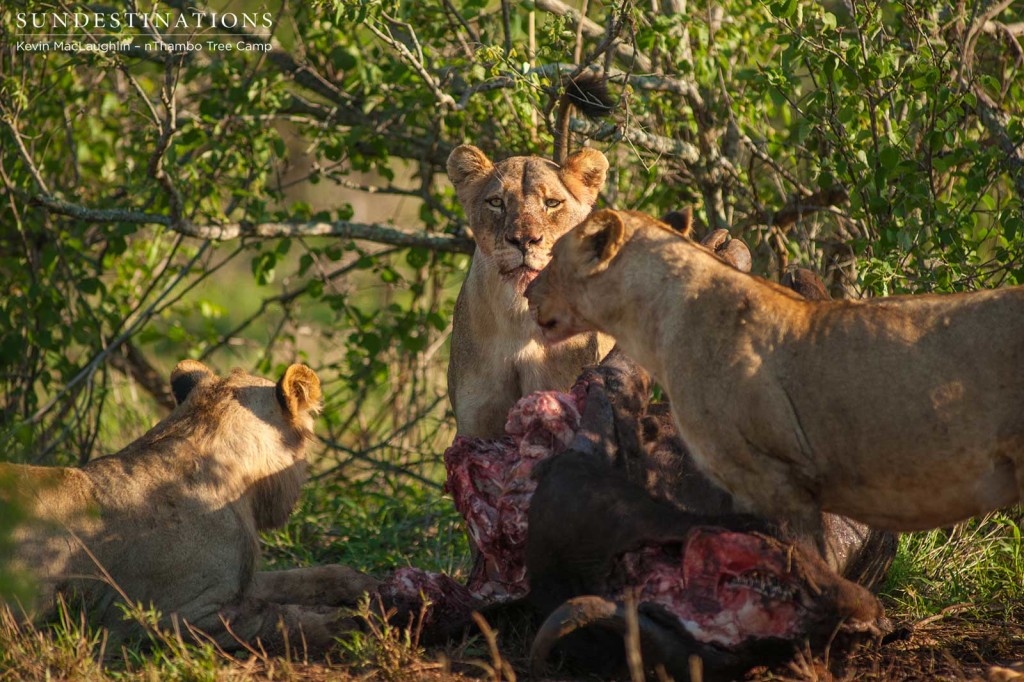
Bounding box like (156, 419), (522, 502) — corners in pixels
(526, 209), (1024, 534)
(2, 361), (377, 653)
(446, 144), (615, 438)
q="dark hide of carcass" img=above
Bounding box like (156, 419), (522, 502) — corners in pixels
(525, 349), (891, 679)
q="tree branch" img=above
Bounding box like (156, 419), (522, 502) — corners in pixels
(366, 13), (456, 109)
(568, 117), (700, 163)
(765, 186), (850, 231)
(31, 194), (475, 253)
(175, 221), (474, 253)
(108, 342), (177, 412)
(735, 186), (852, 233)
(967, 82), (1024, 203)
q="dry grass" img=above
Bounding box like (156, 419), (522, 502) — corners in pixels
(5, 596), (1024, 682)
(4, 513), (1024, 681)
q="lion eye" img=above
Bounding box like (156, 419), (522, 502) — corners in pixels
(486, 198), (504, 209)
(544, 198), (563, 209)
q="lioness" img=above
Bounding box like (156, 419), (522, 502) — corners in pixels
(3, 361), (376, 652)
(446, 144), (615, 437)
(526, 209), (1024, 534)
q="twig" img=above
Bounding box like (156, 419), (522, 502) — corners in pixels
(199, 247), (400, 361)
(963, 0), (1016, 77)
(440, 0), (480, 45)
(107, 342), (177, 412)
(365, 15), (456, 109)
(573, 0), (591, 66)
(535, 0), (652, 70)
(501, 0), (513, 57)
(0, 111), (51, 194)
(317, 435), (442, 490)
(965, 80), (1024, 203)
(24, 242), (212, 427)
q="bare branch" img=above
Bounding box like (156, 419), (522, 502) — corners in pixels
(31, 194), (475, 254)
(366, 14), (456, 109)
(964, 0), (1017, 75)
(0, 111), (51, 195)
(199, 247), (400, 361)
(501, 0), (514, 57)
(174, 221), (474, 253)
(148, 58), (186, 225)
(568, 117), (700, 162)
(756, 186), (851, 232)
(108, 342), (177, 412)
(440, 0), (480, 46)
(573, 0), (591, 65)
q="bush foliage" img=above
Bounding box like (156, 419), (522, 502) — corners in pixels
(0, 0), (1021, 612)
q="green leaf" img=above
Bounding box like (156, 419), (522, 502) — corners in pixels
(879, 146), (900, 173)
(772, 0), (797, 19)
(252, 252), (277, 285)
(405, 248), (429, 269)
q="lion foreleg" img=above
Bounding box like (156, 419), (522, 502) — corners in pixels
(195, 598), (360, 655)
(250, 565), (378, 607)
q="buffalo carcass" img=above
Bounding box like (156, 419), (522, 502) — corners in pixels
(523, 348), (893, 679)
(439, 349), (892, 677)
(522, 264), (895, 678)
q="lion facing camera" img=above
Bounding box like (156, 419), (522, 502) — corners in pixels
(446, 144), (615, 438)
(2, 360), (377, 653)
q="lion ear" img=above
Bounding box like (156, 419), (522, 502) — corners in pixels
(577, 209), (626, 275)
(170, 359), (215, 406)
(561, 148), (608, 202)
(661, 207), (693, 238)
(701, 229), (753, 273)
(277, 364), (322, 418)
(447, 145), (494, 191)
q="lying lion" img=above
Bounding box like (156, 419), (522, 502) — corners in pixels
(3, 361), (377, 653)
(526, 209), (1024, 535)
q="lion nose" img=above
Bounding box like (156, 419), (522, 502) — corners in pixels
(507, 233), (542, 252)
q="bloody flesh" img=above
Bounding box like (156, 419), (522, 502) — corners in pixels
(443, 391), (581, 601)
(618, 530), (806, 647)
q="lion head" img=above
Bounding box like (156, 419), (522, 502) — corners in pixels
(166, 360), (323, 529)
(447, 144), (608, 298)
(525, 209), (638, 344)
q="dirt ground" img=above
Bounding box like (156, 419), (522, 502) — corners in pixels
(321, 611), (1024, 682)
(743, 612), (1024, 682)
(164, 612), (1024, 682)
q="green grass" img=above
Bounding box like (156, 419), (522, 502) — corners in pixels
(262, 472), (471, 577)
(881, 509), (1024, 620)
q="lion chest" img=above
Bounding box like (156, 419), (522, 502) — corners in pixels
(513, 336), (593, 395)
